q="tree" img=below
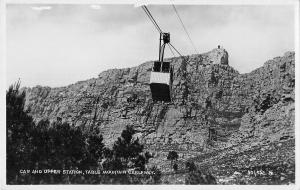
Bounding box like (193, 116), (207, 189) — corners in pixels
(29, 121), (106, 184)
(6, 82), (106, 184)
(6, 82), (35, 183)
(103, 126), (145, 170)
(100, 125), (163, 184)
(167, 151), (178, 171)
(6, 82), (161, 184)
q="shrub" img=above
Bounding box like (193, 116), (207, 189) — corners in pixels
(173, 163), (178, 171)
(185, 169), (217, 184)
(167, 151), (178, 170)
(185, 161), (196, 172)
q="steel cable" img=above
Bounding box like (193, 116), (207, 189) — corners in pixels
(171, 4), (199, 54)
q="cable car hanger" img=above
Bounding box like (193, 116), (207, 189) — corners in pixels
(141, 5), (198, 58)
(141, 6), (170, 65)
(141, 5), (197, 102)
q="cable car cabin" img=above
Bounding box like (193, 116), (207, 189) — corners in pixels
(150, 61), (173, 102)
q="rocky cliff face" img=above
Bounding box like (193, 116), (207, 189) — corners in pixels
(23, 48), (295, 159)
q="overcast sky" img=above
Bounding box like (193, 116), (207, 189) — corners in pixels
(6, 4), (295, 88)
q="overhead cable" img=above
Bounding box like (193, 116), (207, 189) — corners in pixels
(167, 44), (176, 57)
(142, 5), (163, 34)
(141, 5), (189, 61)
(169, 43), (183, 57)
(171, 4), (199, 54)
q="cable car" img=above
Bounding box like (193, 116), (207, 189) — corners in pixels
(149, 33), (173, 102)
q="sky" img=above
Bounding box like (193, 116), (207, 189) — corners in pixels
(6, 4), (295, 88)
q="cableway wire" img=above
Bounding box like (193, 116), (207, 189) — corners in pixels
(167, 44), (176, 57)
(169, 43), (193, 66)
(141, 5), (188, 62)
(171, 4), (199, 54)
(169, 43), (183, 57)
(142, 5), (163, 34)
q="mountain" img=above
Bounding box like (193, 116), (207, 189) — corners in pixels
(23, 48), (295, 184)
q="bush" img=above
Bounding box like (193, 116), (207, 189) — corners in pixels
(185, 169), (217, 185)
(173, 163), (178, 171)
(143, 166), (162, 184)
(167, 151), (179, 161)
(167, 151), (178, 170)
(185, 161), (196, 172)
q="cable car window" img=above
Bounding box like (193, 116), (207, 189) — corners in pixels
(153, 62), (161, 72)
(162, 62), (170, 72)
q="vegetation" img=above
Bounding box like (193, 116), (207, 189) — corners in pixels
(167, 151), (178, 171)
(173, 163), (178, 172)
(185, 169), (216, 185)
(185, 161), (196, 172)
(184, 161), (216, 184)
(6, 82), (161, 184)
(101, 125), (160, 184)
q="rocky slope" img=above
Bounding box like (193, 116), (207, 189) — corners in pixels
(23, 48), (295, 184)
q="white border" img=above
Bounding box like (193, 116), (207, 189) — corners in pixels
(3, 0), (299, 5)
(0, 0), (7, 188)
(1, 0), (299, 190)
(294, 0), (300, 188)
